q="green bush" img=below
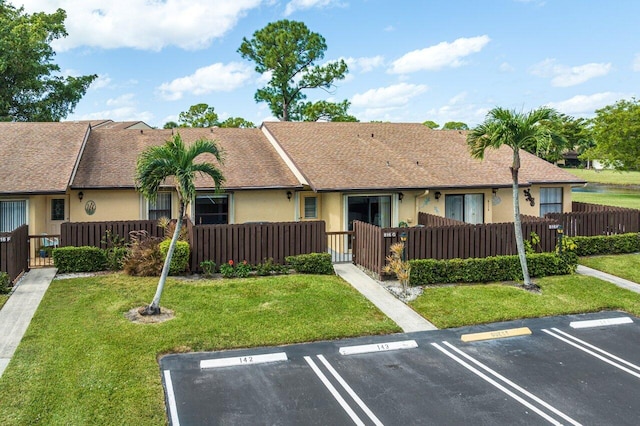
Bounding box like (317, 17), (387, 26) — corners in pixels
(104, 247), (129, 271)
(409, 253), (576, 286)
(285, 253), (333, 275)
(53, 246), (106, 273)
(571, 233), (640, 256)
(0, 272), (10, 294)
(255, 258), (288, 276)
(158, 240), (190, 275)
(199, 260), (217, 277)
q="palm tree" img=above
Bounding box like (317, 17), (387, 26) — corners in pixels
(467, 107), (559, 289)
(136, 133), (224, 315)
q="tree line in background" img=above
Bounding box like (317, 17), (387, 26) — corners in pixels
(3, 2), (638, 171)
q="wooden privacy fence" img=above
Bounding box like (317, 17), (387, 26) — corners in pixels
(546, 202), (640, 236)
(60, 220), (165, 248)
(0, 224), (29, 282)
(354, 218), (561, 276)
(190, 221), (326, 271)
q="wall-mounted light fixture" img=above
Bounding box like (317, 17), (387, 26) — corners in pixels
(492, 188), (498, 196)
(398, 192), (404, 202)
(434, 191), (442, 200)
(78, 191), (84, 201)
(286, 191), (292, 201)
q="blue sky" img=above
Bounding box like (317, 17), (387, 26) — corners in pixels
(13, 0), (640, 128)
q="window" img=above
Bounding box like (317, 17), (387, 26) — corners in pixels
(51, 199), (65, 221)
(445, 194), (484, 224)
(347, 196), (391, 230)
(540, 187), (563, 216)
(195, 195), (228, 224)
(0, 200), (27, 232)
(149, 193), (172, 220)
(304, 197), (317, 219)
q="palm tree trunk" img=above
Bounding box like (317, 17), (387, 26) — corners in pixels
(511, 152), (534, 288)
(142, 203), (185, 315)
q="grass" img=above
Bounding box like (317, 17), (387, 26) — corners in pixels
(571, 191), (640, 210)
(0, 294), (7, 309)
(0, 273), (399, 425)
(580, 253), (640, 283)
(564, 168), (640, 185)
(410, 274), (640, 329)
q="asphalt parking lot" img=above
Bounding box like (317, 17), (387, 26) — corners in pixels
(160, 311), (640, 425)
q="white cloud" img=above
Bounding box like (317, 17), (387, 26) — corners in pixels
(545, 92), (628, 116)
(351, 83), (428, 108)
(157, 62), (254, 100)
(284, 0), (345, 16)
(344, 56), (385, 73)
(389, 35), (490, 74)
(424, 93), (488, 127)
(530, 59), (611, 87)
(499, 62), (515, 72)
(89, 74), (112, 90)
(69, 93), (154, 123)
(16, 0), (262, 51)
(633, 54), (640, 72)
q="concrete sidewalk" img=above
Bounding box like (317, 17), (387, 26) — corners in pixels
(334, 263), (437, 332)
(0, 268), (56, 378)
(577, 265), (640, 294)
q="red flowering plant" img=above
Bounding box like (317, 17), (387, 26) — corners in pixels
(219, 259), (252, 278)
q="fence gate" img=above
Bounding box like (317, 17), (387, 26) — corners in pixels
(29, 234), (59, 268)
(327, 231), (354, 263)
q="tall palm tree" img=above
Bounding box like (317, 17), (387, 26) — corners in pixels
(467, 107), (559, 289)
(136, 133), (224, 315)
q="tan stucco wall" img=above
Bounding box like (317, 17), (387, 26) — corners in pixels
(69, 189), (142, 222)
(318, 192), (342, 232)
(234, 190), (295, 223)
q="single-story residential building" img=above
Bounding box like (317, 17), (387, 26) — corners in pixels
(0, 120), (585, 237)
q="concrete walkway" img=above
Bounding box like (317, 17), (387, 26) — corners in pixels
(577, 265), (640, 294)
(334, 263), (437, 332)
(0, 268), (56, 378)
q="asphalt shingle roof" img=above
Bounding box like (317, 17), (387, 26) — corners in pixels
(261, 121), (584, 191)
(0, 122), (90, 194)
(72, 127), (301, 190)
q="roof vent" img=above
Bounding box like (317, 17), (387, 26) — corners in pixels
(371, 133), (374, 138)
(140, 129), (143, 134)
(386, 161), (390, 167)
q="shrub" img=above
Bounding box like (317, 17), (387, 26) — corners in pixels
(409, 253), (577, 286)
(219, 260), (252, 278)
(285, 253), (333, 275)
(571, 233), (640, 256)
(123, 231), (163, 277)
(159, 240), (190, 275)
(0, 272), (10, 294)
(199, 260), (216, 277)
(101, 230), (129, 271)
(255, 258), (288, 276)
(53, 246), (106, 273)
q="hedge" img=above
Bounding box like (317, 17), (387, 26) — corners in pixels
(285, 252), (334, 275)
(409, 252), (577, 286)
(53, 246), (106, 273)
(571, 233), (640, 256)
(159, 240), (190, 275)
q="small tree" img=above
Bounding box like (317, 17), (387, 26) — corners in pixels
(467, 107), (561, 290)
(383, 242), (411, 298)
(135, 133), (224, 315)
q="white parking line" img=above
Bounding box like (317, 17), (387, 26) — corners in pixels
(317, 355), (384, 426)
(542, 329), (640, 379)
(550, 328), (640, 372)
(163, 370), (180, 426)
(304, 356), (366, 426)
(441, 342), (582, 426)
(432, 343), (580, 426)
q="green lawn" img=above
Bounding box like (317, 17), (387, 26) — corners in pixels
(0, 273), (399, 425)
(410, 274), (640, 329)
(564, 168), (640, 185)
(571, 191), (640, 210)
(580, 254), (640, 283)
(0, 294), (7, 309)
